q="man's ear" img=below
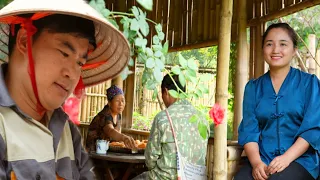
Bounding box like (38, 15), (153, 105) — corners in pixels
(15, 28), (28, 57)
(163, 88), (169, 96)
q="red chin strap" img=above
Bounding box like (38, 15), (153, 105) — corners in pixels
(3, 13), (51, 114)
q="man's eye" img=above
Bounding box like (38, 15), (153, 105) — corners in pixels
(59, 50), (69, 57)
(77, 61), (84, 67)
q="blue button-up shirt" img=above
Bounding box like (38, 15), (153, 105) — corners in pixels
(239, 67), (320, 179)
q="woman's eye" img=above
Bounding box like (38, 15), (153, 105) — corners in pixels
(280, 43), (287, 46)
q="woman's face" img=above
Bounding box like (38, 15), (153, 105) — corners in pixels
(263, 28), (297, 70)
(109, 94), (126, 114)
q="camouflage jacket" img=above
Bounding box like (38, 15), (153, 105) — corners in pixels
(145, 99), (209, 180)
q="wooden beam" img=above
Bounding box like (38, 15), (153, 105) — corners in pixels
(248, 0), (320, 26)
(249, 27), (255, 79)
(168, 39), (218, 52)
(213, 0), (233, 179)
(233, 0), (248, 141)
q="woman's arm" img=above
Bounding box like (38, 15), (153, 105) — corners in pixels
(103, 124), (135, 149)
(244, 142), (264, 167)
(267, 137), (309, 174)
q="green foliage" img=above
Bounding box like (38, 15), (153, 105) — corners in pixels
(89, 0), (211, 139)
(132, 112), (152, 131)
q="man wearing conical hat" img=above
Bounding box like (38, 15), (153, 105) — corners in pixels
(0, 0), (130, 179)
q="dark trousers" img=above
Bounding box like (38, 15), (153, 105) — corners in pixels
(234, 161), (314, 180)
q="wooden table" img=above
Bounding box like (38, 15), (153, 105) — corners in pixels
(89, 152), (146, 180)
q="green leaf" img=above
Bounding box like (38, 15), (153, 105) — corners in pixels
(198, 123), (208, 139)
(120, 66), (129, 80)
(153, 67), (163, 83)
(179, 74), (186, 87)
(107, 19), (119, 29)
(203, 87), (209, 94)
(152, 89), (158, 100)
(188, 58), (198, 70)
(101, 9), (111, 18)
(155, 24), (162, 34)
(132, 6), (140, 19)
(120, 17), (131, 30)
(155, 59), (165, 70)
(146, 48), (153, 57)
(195, 88), (203, 97)
(189, 114), (198, 123)
(154, 50), (163, 58)
(158, 32), (165, 41)
(179, 93), (188, 99)
(142, 71), (149, 84)
(89, 1), (98, 11)
(168, 90), (179, 98)
(178, 54), (188, 68)
(130, 19), (140, 31)
(171, 66), (181, 75)
(146, 80), (156, 90)
(153, 45), (162, 51)
(153, 35), (160, 44)
(146, 58), (155, 68)
(139, 18), (149, 36)
(128, 58), (135, 66)
(162, 41), (169, 54)
(137, 0), (153, 11)
(187, 68), (197, 77)
(96, 0), (106, 11)
(134, 38), (147, 47)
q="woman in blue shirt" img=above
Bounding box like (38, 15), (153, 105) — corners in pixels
(234, 23), (320, 180)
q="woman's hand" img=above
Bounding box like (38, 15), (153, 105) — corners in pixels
(267, 155), (291, 175)
(122, 135), (136, 149)
(252, 161), (269, 180)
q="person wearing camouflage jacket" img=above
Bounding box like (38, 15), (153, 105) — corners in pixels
(143, 74), (209, 180)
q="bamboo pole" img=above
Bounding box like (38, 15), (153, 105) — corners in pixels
(248, 0), (320, 26)
(233, 0), (248, 140)
(213, 0), (233, 179)
(87, 96), (92, 123)
(249, 27), (255, 79)
(81, 96), (87, 122)
(308, 34), (316, 74)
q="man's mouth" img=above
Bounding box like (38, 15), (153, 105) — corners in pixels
(55, 82), (69, 93)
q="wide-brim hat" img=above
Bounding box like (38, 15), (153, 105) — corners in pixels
(0, 0), (130, 87)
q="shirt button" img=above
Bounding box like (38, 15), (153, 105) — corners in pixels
(36, 174), (41, 180)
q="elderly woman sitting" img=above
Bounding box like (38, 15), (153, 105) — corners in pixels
(86, 85), (136, 151)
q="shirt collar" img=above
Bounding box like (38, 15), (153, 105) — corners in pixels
(0, 63), (15, 107)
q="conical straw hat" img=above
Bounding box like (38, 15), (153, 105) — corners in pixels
(0, 0), (130, 86)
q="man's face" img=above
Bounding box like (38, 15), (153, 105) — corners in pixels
(28, 30), (89, 110)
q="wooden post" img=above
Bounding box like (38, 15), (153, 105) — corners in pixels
(112, 76), (124, 89)
(123, 59), (136, 128)
(254, 22), (264, 78)
(316, 49), (320, 78)
(213, 0), (233, 179)
(233, 0), (248, 140)
(307, 34), (316, 74)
